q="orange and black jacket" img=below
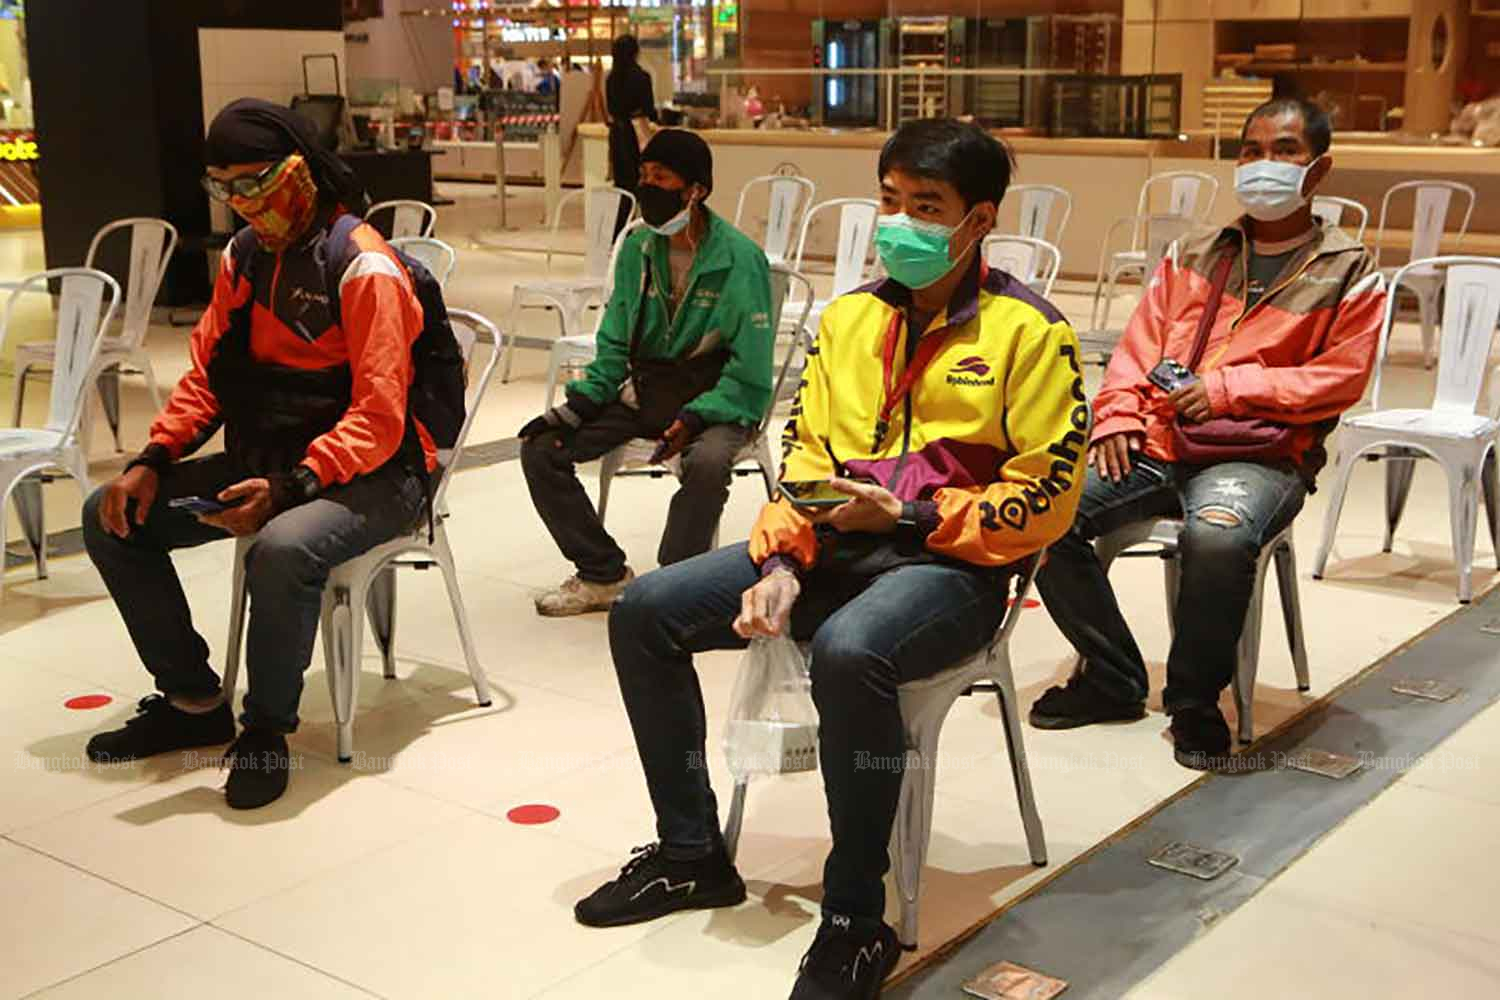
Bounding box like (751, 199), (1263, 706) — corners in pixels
(149, 213), (436, 485)
(1095, 218), (1386, 479)
(750, 255), (1088, 575)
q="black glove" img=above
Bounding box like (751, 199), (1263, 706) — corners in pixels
(518, 393), (601, 439)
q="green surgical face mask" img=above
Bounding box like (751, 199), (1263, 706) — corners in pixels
(874, 210), (974, 290)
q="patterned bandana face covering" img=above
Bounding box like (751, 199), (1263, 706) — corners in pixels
(228, 154), (320, 252)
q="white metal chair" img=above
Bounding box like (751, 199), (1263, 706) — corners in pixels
(506, 186), (636, 383)
(1099, 172), (1216, 326)
(1006, 184), (1073, 247)
(366, 199), (437, 240)
(784, 198), (879, 335)
(13, 218), (176, 452)
(1314, 257), (1498, 603)
(542, 218), (645, 408)
(390, 235), (457, 288)
(983, 234), (1062, 298)
(0, 268), (120, 595)
(1311, 195), (1370, 244)
(596, 266), (815, 528)
(722, 554), (1048, 949)
(1373, 180), (1478, 368)
(1091, 518), (1308, 744)
(1082, 213), (1191, 359)
(733, 174), (817, 265)
(222, 308), (503, 759)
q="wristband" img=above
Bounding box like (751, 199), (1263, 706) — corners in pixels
(124, 442), (172, 476)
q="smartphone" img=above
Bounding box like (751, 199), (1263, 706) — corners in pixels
(780, 480), (855, 509)
(1148, 358), (1198, 394)
(168, 495), (244, 516)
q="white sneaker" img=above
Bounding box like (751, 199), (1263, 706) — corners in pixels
(534, 568), (635, 617)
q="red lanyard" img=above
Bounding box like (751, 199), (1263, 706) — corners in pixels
(879, 308), (951, 424)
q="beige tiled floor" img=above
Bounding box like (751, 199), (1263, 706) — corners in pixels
(1, 188), (1496, 998)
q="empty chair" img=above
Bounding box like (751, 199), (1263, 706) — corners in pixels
(1082, 213), (1192, 356)
(1314, 256), (1499, 603)
(1372, 180), (1477, 368)
(785, 197), (879, 334)
(13, 218), (177, 451)
(983, 234), (1062, 297)
(222, 308), (503, 759)
(366, 199), (437, 240)
(722, 554), (1047, 948)
(1101, 171), (1217, 300)
(733, 174), (816, 265)
(1311, 195), (1370, 244)
(542, 219), (646, 407)
(0, 268), (121, 595)
(507, 186), (637, 383)
(390, 235), (457, 288)
(1005, 183), (1073, 247)
(1091, 518), (1308, 744)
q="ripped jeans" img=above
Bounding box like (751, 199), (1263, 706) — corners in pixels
(1037, 455), (1307, 715)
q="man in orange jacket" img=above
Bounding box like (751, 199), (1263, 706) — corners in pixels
(1033, 98), (1386, 769)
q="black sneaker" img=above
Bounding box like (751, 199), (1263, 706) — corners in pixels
(85, 694), (235, 763)
(223, 728), (293, 810)
(1169, 706), (1233, 771)
(1029, 675), (1146, 730)
(789, 915), (901, 999)
(575, 842), (746, 928)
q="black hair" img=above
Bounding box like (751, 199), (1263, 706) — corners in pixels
(1242, 97), (1332, 157)
(877, 118), (1014, 209)
(611, 35), (640, 67)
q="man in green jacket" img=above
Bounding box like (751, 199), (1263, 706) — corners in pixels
(521, 129), (775, 616)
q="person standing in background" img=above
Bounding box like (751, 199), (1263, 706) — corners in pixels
(606, 34), (657, 238)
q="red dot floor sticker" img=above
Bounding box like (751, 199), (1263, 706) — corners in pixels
(507, 804), (560, 825)
(64, 694), (113, 710)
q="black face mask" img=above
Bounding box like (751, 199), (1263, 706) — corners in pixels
(637, 183), (690, 229)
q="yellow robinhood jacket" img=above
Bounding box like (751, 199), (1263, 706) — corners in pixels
(749, 256), (1089, 572)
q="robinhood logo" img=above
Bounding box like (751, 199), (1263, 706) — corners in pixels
(946, 355), (995, 386)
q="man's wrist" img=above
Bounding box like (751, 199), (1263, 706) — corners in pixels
(759, 554), (804, 580)
(125, 442), (172, 476)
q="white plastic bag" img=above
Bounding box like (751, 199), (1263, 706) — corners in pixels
(723, 637), (818, 779)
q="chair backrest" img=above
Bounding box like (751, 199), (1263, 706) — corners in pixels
(83, 217), (177, 350)
(548, 186), (636, 279)
(431, 308), (502, 510)
(1137, 170), (1217, 226)
(1091, 213), (1190, 331)
(1374, 180), (1477, 271)
(367, 200), (437, 240)
(1311, 195), (1370, 244)
(763, 265), (816, 432)
(983, 234), (1062, 297)
(1370, 257), (1498, 414)
(734, 174), (817, 265)
(1, 268), (121, 439)
(390, 236), (457, 288)
(792, 198), (879, 299)
(1006, 184), (1073, 246)
(599, 219), (647, 305)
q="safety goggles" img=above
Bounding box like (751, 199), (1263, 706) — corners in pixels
(200, 159), (286, 203)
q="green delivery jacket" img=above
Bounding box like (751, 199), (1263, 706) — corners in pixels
(568, 207), (774, 428)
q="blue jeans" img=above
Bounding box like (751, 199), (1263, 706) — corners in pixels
(82, 453), (425, 733)
(609, 542), (1012, 921)
(1036, 456), (1307, 715)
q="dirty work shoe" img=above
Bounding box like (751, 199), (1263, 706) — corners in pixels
(223, 728), (293, 810)
(535, 567), (635, 617)
(1169, 706), (1233, 771)
(789, 915), (901, 999)
(1029, 674), (1146, 730)
(85, 694), (235, 763)
(575, 841), (746, 928)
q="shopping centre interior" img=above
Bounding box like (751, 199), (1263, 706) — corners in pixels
(5, 1), (1500, 998)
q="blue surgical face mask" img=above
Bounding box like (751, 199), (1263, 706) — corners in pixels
(874, 209), (974, 289)
(1235, 157), (1321, 222)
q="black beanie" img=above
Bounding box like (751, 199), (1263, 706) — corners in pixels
(641, 128), (713, 197)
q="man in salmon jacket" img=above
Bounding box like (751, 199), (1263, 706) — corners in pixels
(1032, 98), (1386, 770)
(574, 118), (1087, 1000)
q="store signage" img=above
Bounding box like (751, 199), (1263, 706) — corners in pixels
(0, 134), (37, 162)
(500, 26), (567, 42)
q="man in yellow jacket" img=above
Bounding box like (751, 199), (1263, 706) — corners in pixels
(574, 119), (1086, 1000)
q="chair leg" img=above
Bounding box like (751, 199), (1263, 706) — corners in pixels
(436, 533), (492, 707)
(1097, 265), (1123, 331)
(1482, 449), (1500, 564)
(97, 365), (123, 453)
(723, 778), (749, 864)
(11, 363), (31, 427)
(223, 538), (252, 703)
(1234, 566), (1269, 745)
(542, 343), (564, 409)
(12, 475), (46, 580)
(597, 447), (626, 522)
(321, 581), (364, 763)
(502, 298), (523, 384)
(1273, 540), (1310, 692)
(137, 353), (166, 411)
(1443, 458), (1481, 604)
(1383, 447), (1419, 553)
(366, 565), (399, 680)
(1312, 446), (1359, 579)
(995, 677), (1048, 867)
(891, 742), (936, 950)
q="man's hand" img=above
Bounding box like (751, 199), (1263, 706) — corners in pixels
(199, 478), (274, 537)
(813, 477), (902, 534)
(98, 465), (160, 538)
(733, 569), (801, 639)
(651, 418), (694, 464)
(1169, 380), (1214, 424)
(1089, 432), (1145, 482)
